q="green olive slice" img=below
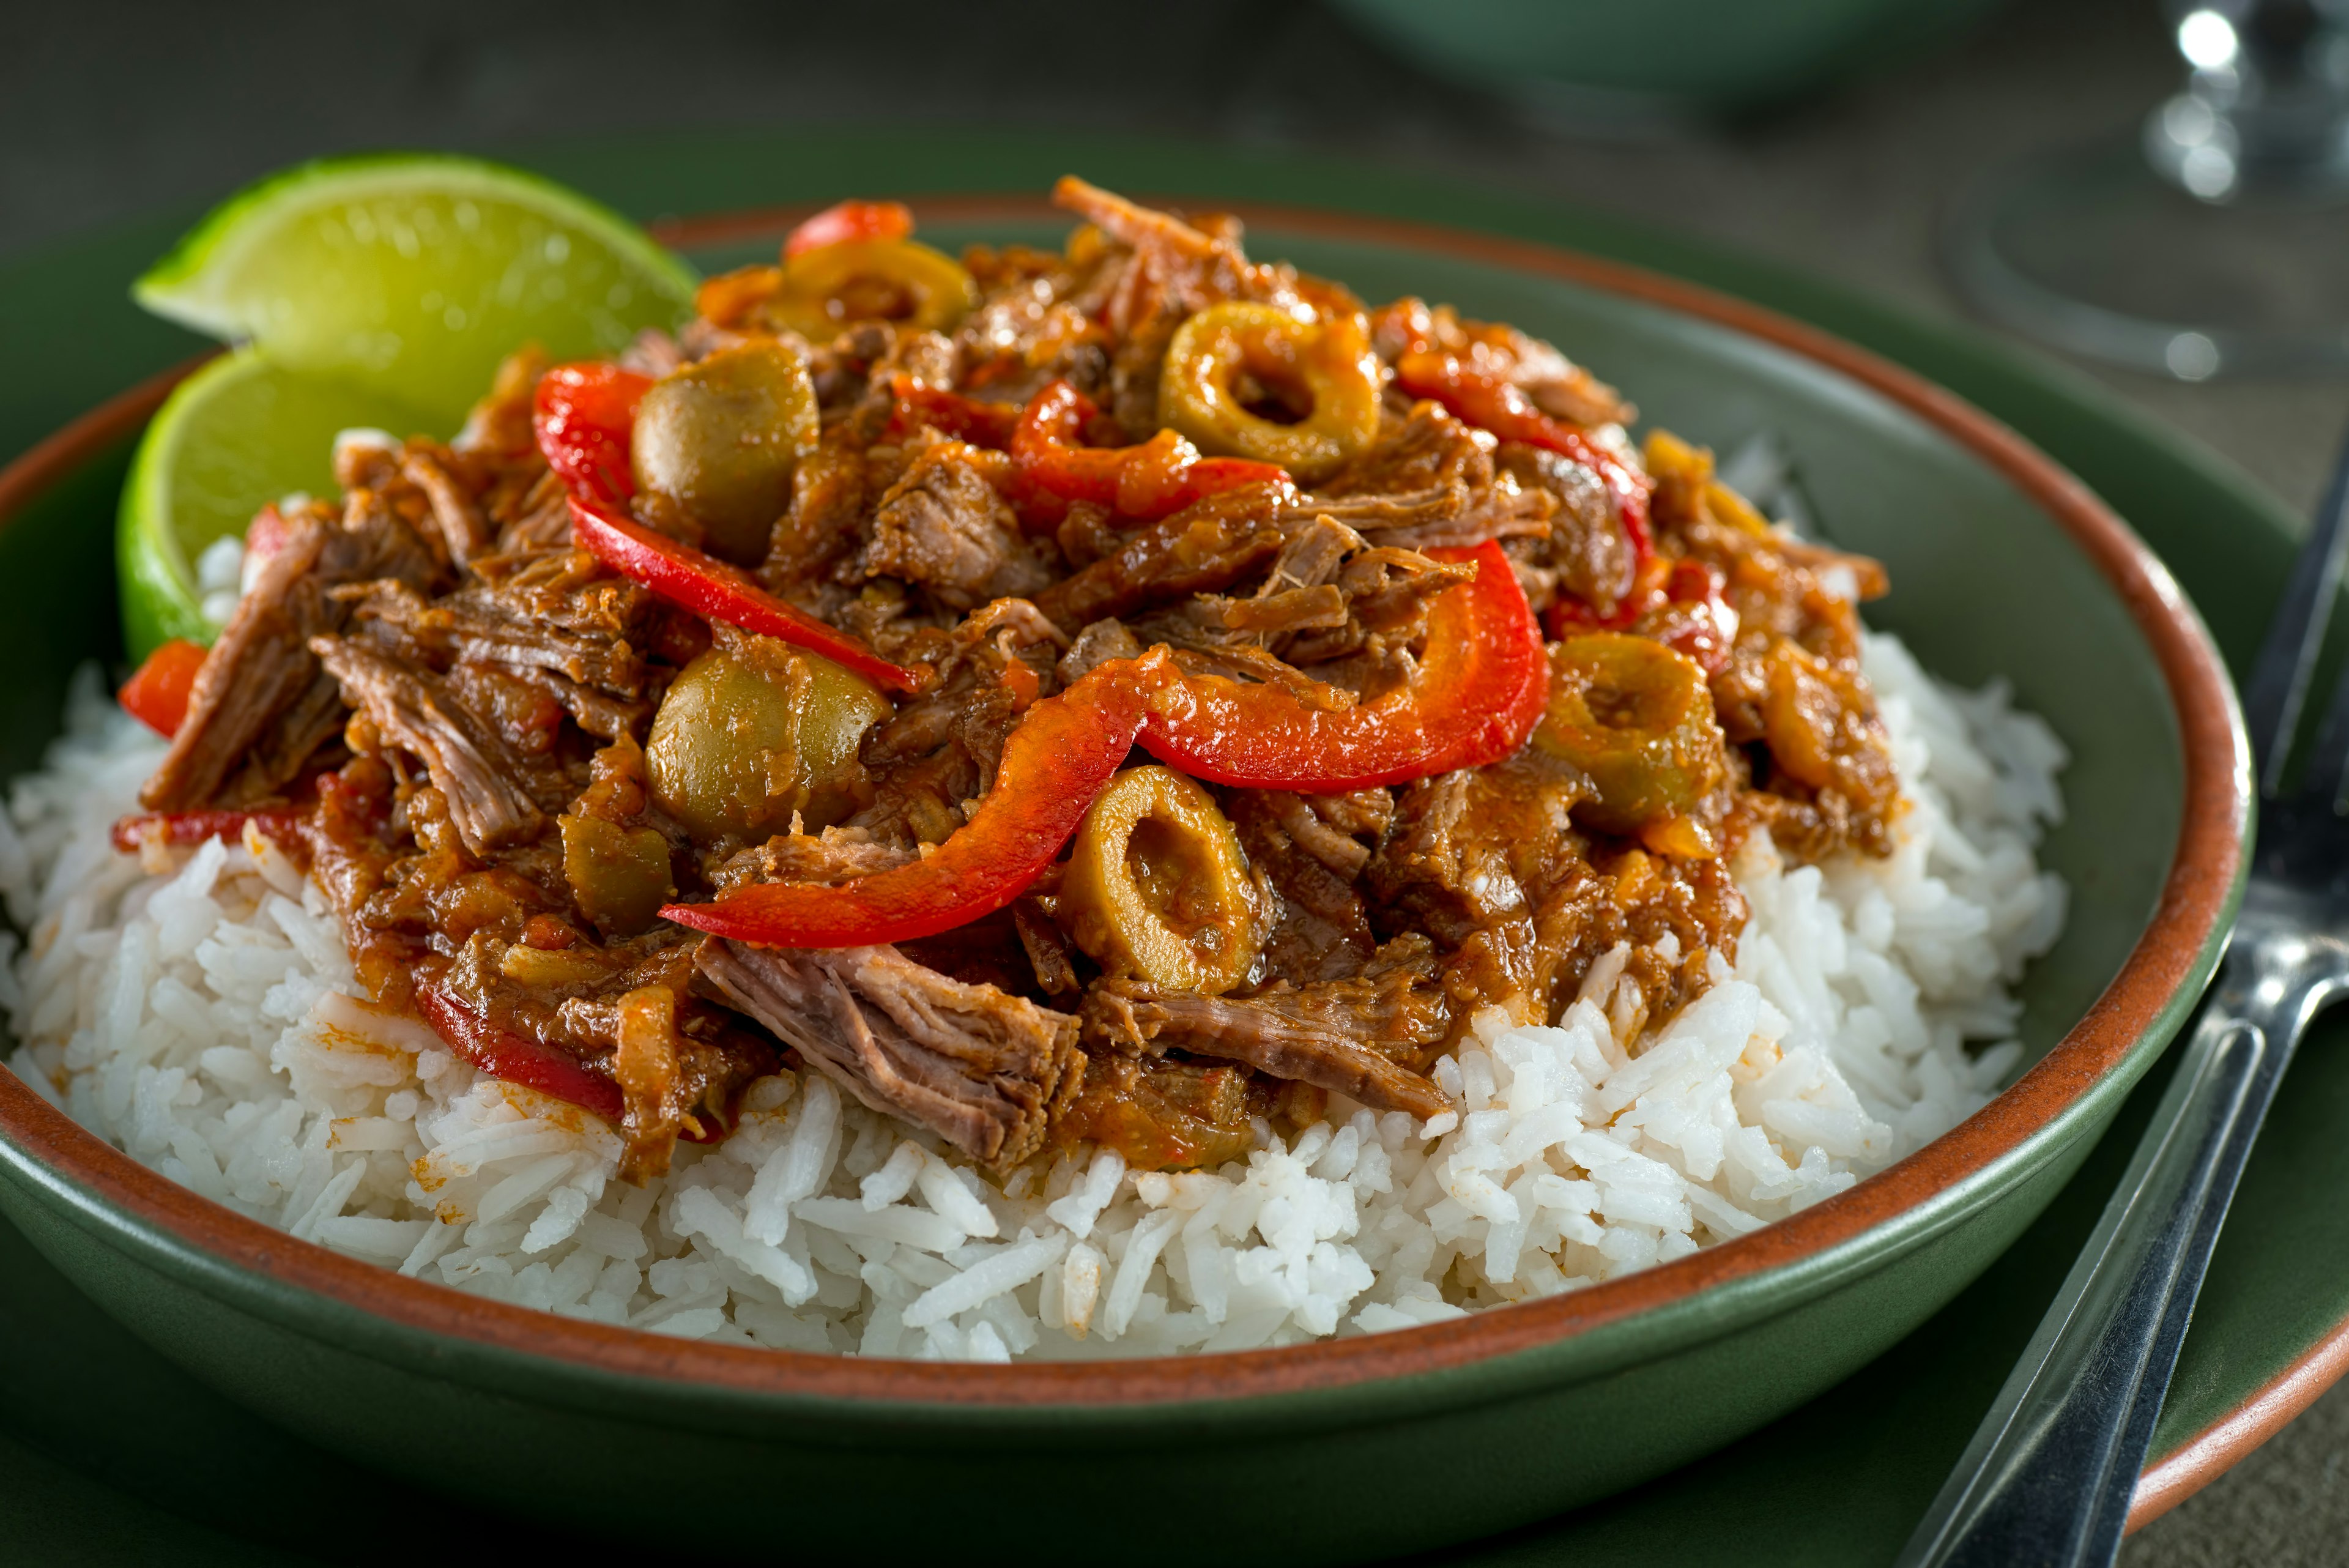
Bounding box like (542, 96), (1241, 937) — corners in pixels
(1157, 301), (1381, 484)
(1535, 632), (1728, 838)
(1062, 765), (1260, 995)
(768, 237), (977, 338)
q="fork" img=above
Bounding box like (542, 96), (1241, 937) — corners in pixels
(1894, 431), (2349, 1568)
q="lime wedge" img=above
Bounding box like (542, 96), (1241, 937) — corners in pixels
(119, 347), (436, 659)
(119, 154), (697, 658)
(133, 154), (697, 420)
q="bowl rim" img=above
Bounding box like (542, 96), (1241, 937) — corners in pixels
(0, 193), (2249, 1410)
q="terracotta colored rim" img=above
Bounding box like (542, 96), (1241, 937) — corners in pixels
(2133, 1312), (2349, 1529)
(0, 201), (2252, 1460)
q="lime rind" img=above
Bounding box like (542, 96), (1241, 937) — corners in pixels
(119, 347), (439, 660)
(119, 415), (210, 660)
(134, 152), (697, 342)
(121, 351), (257, 657)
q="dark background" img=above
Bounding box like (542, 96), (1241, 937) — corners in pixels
(3, 1), (2341, 1562)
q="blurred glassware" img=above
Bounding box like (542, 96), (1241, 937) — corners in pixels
(1946, 0), (2349, 379)
(1324, 0), (2006, 129)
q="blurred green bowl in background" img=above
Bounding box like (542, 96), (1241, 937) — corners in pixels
(1326, 0), (2009, 121)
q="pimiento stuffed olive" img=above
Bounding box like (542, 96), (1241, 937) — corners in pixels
(630, 340), (819, 565)
(1157, 301), (1381, 484)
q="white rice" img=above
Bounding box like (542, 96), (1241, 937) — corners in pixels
(0, 631), (2066, 1361)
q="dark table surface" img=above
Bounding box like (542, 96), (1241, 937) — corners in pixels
(5, 1), (2343, 1561)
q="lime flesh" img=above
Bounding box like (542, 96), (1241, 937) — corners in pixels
(133, 154), (697, 421)
(119, 348), (436, 660)
(121, 154), (697, 658)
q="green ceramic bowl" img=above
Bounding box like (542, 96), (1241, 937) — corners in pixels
(0, 196), (2246, 1566)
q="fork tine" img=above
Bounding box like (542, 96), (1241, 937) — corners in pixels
(2244, 424), (2349, 795)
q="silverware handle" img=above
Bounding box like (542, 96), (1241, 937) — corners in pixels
(1894, 944), (2308, 1568)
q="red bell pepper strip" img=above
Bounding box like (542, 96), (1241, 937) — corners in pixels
(417, 985), (727, 1142)
(1546, 550), (1668, 640)
(1546, 557), (1739, 674)
(660, 543), (1549, 947)
(1393, 350), (1655, 562)
(784, 199), (915, 260)
(1009, 380), (1295, 522)
(417, 986), (728, 1141)
(1134, 541), (1547, 792)
(533, 362), (651, 510)
(118, 637), (210, 738)
(110, 808), (303, 855)
(568, 498), (928, 695)
(1653, 559), (1739, 675)
(888, 374), (1022, 449)
(417, 984), (626, 1122)
(661, 658), (1160, 947)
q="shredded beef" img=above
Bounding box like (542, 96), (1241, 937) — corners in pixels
(1056, 1050), (1256, 1170)
(846, 731), (985, 849)
(399, 450), (491, 569)
(1321, 401), (1493, 502)
(1271, 790), (1379, 877)
(1228, 790), (1376, 986)
(1082, 937), (1451, 1119)
(1366, 757), (1600, 1023)
(1368, 300), (1634, 429)
(1120, 608), (1356, 712)
(455, 346), (549, 457)
(714, 827), (916, 894)
(1277, 546), (1479, 667)
(1499, 442), (1635, 615)
(1294, 404), (1557, 554)
(697, 939), (1082, 1169)
(1258, 514), (1360, 596)
(142, 495), (439, 811)
(861, 443), (1051, 611)
(1033, 481), (1297, 631)
(1055, 618), (1145, 686)
(1664, 492), (1899, 860)
(845, 637), (1036, 849)
(801, 321), (899, 411)
(1012, 897), (1081, 998)
(1365, 758), (1744, 1030)
(1127, 518), (1361, 661)
(1203, 583), (1348, 641)
(953, 248), (1110, 404)
(763, 423), (868, 602)
(495, 472), (575, 554)
(617, 329), (687, 381)
(311, 638), (547, 855)
(350, 563), (651, 700)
